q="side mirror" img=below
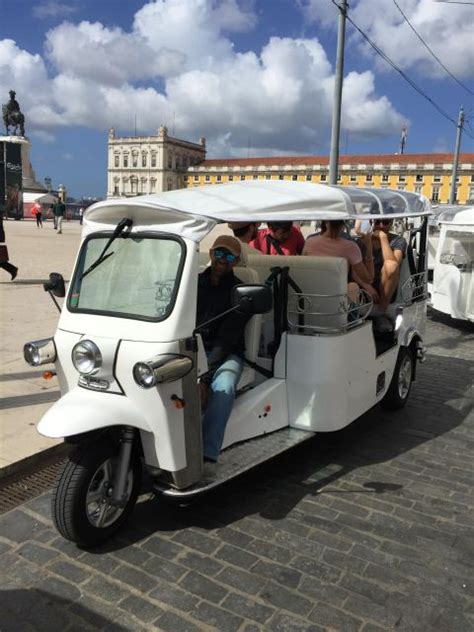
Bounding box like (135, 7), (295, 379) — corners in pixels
(43, 272), (65, 298)
(232, 284), (272, 315)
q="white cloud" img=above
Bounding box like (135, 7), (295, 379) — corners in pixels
(33, 1), (78, 19)
(302, 0), (474, 80)
(1, 0), (405, 154)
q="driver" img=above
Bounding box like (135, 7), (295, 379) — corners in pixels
(197, 235), (252, 463)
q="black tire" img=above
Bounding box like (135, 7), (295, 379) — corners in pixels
(380, 346), (414, 411)
(52, 436), (141, 547)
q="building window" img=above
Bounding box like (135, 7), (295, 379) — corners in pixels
(337, 173), (342, 182)
(416, 174), (423, 182)
(266, 174), (271, 180)
(365, 174), (373, 182)
(398, 175), (406, 183)
(433, 174), (441, 183)
(217, 174), (222, 182)
(320, 174), (327, 182)
(123, 155), (129, 168)
(194, 175), (199, 182)
(253, 174), (258, 179)
(150, 180), (156, 193)
(167, 178), (173, 191)
(240, 174), (245, 181)
(183, 175), (188, 182)
(432, 186), (440, 201)
(279, 174), (284, 180)
(291, 174), (298, 181)
(168, 154), (173, 169)
(306, 174), (312, 181)
(350, 175), (357, 182)
(205, 175), (210, 182)
(151, 154), (157, 168)
(132, 155), (138, 168)
(114, 155), (119, 168)
(468, 187), (474, 202)
(113, 185), (119, 195)
(382, 174), (389, 182)
(228, 174), (234, 181)
(414, 185), (423, 194)
(142, 154), (147, 168)
(397, 185), (406, 191)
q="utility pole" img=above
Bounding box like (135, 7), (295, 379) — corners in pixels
(449, 106), (464, 204)
(329, 0), (348, 185)
(399, 125), (407, 155)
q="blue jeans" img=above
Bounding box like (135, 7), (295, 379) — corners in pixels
(202, 354), (243, 462)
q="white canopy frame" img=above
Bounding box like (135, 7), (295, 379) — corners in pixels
(85, 181), (432, 243)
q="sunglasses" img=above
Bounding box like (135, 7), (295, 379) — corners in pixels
(213, 248), (238, 263)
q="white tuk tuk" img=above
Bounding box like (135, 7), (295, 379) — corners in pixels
(428, 205), (474, 322)
(24, 181), (431, 546)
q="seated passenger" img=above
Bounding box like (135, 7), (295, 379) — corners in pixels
(302, 220), (374, 302)
(197, 235), (252, 463)
(370, 218), (407, 311)
(250, 221), (305, 255)
(228, 222), (261, 256)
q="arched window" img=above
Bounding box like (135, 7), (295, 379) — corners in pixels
(142, 154), (147, 168)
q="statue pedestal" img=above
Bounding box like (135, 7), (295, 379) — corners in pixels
(0, 135), (45, 192)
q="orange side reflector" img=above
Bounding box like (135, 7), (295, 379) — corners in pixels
(43, 371), (55, 380)
(171, 394), (185, 409)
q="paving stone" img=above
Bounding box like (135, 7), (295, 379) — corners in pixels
(214, 542), (258, 569)
(118, 594), (165, 623)
(244, 538), (293, 564)
(222, 592), (275, 624)
(78, 550), (121, 574)
(322, 548), (368, 575)
(69, 596), (123, 630)
(48, 559), (90, 584)
(156, 610), (202, 632)
(112, 564), (157, 593)
(84, 575), (130, 603)
(267, 612), (324, 631)
(214, 526), (254, 548)
(259, 581), (313, 617)
(177, 550), (224, 576)
(298, 576), (349, 607)
(344, 595), (402, 629)
(289, 555), (342, 583)
(149, 578), (198, 611)
(308, 602), (363, 631)
(140, 534), (183, 559)
(339, 572), (398, 606)
(111, 544), (151, 567)
(0, 509), (48, 543)
(179, 569), (228, 603)
(142, 553), (187, 582)
(16, 542), (59, 566)
(172, 529), (220, 555)
(217, 566), (268, 596)
(252, 559), (302, 589)
(191, 600), (244, 631)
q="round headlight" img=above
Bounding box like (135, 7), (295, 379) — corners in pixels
(133, 362), (156, 388)
(24, 343), (41, 366)
(72, 340), (102, 375)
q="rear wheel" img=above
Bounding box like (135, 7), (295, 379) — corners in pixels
(380, 347), (414, 411)
(52, 436), (141, 547)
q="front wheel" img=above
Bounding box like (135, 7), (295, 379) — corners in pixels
(380, 347), (414, 411)
(52, 436), (141, 547)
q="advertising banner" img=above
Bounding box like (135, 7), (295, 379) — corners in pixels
(0, 142), (4, 212)
(5, 142), (23, 219)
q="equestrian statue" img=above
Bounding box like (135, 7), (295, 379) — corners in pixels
(3, 90), (26, 136)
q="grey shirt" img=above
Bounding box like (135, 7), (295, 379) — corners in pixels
(373, 233), (407, 289)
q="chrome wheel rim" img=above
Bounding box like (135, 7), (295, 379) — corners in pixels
(398, 355), (412, 400)
(86, 458), (133, 528)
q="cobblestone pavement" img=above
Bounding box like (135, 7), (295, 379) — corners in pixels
(1, 313), (473, 632)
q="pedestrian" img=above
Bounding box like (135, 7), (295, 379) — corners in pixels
(50, 204), (57, 229)
(52, 200), (66, 234)
(250, 221), (305, 255)
(79, 207), (84, 225)
(32, 202), (43, 228)
(0, 208), (18, 280)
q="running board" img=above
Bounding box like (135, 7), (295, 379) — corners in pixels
(153, 427), (315, 499)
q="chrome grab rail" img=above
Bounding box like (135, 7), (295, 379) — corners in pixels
(287, 290), (373, 334)
(401, 272), (428, 303)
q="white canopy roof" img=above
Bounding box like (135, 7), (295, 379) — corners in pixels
(435, 205), (474, 226)
(23, 192), (58, 205)
(85, 181), (432, 243)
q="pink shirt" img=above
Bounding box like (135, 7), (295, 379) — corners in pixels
(302, 235), (362, 266)
(250, 227), (305, 256)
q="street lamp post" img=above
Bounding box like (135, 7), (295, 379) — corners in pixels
(329, 0), (348, 185)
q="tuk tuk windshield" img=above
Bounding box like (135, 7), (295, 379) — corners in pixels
(68, 234), (184, 320)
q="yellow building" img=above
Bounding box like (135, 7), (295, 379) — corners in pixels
(182, 153), (474, 204)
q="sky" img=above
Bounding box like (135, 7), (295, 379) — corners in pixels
(1, 0), (473, 198)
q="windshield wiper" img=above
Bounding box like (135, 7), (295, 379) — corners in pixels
(81, 217), (133, 280)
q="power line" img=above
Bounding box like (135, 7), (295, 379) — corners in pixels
(329, 0), (474, 139)
(392, 0), (473, 95)
(434, 1), (474, 5)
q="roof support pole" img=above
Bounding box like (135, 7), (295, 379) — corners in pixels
(329, 0), (348, 186)
(449, 106), (464, 205)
